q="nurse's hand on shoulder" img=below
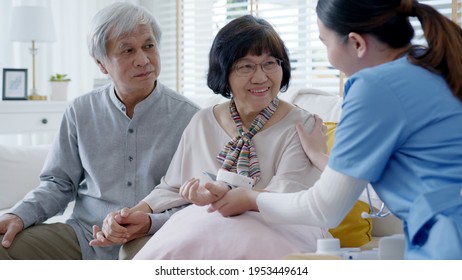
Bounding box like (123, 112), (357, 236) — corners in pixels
(296, 114), (329, 171)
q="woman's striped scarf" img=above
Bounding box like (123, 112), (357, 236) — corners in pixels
(217, 97), (279, 184)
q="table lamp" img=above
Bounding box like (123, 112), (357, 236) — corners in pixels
(9, 6), (56, 100)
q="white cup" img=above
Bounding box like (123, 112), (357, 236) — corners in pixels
(378, 234), (405, 260)
(316, 238), (342, 255)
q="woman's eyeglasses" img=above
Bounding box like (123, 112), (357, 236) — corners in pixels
(234, 58), (283, 77)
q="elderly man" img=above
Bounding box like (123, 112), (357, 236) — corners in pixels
(0, 2), (199, 260)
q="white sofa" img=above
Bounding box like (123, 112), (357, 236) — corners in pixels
(0, 88), (402, 248)
(0, 144), (75, 223)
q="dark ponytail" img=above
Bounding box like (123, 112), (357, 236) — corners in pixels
(409, 2), (462, 102)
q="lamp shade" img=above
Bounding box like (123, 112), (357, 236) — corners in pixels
(9, 6), (56, 42)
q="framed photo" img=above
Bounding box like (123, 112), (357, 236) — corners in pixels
(2, 68), (28, 100)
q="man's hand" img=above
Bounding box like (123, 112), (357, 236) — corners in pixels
(89, 208), (151, 247)
(0, 214), (24, 248)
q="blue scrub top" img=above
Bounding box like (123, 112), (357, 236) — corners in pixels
(329, 55), (462, 259)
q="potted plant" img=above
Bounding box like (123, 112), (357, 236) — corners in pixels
(49, 73), (71, 101)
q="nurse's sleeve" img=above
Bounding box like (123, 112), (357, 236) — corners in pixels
(257, 166), (367, 228)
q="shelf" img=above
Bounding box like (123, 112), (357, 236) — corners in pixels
(0, 100), (68, 113)
(0, 101), (68, 136)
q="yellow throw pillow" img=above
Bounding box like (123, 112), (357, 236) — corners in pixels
(329, 201), (372, 247)
(324, 122), (337, 155)
(323, 122), (372, 247)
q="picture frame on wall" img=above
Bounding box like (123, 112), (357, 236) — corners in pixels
(2, 68), (28, 101)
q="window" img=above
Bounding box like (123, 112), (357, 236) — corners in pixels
(150, 0), (462, 97)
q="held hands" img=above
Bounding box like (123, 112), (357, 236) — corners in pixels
(207, 186), (259, 217)
(179, 178), (229, 206)
(296, 114), (329, 171)
(180, 178), (259, 217)
(89, 205), (151, 247)
(0, 214), (24, 248)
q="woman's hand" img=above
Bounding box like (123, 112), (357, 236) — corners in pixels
(296, 114), (329, 171)
(206, 187), (260, 217)
(180, 178), (229, 206)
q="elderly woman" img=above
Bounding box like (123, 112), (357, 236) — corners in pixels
(94, 15), (329, 259)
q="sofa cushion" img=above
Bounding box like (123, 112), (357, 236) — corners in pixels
(324, 122), (337, 154)
(0, 144), (49, 210)
(329, 200), (373, 247)
(281, 87), (343, 122)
